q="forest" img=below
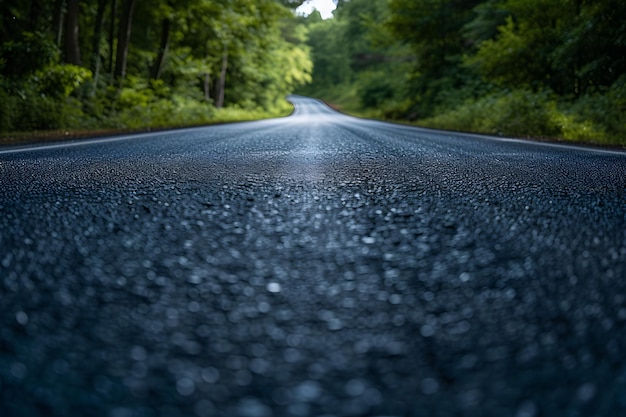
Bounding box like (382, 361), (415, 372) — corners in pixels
(1, 0), (625, 145)
(300, 0), (626, 145)
(0, 0), (312, 135)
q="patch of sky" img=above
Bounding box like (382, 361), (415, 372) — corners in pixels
(296, 0), (337, 19)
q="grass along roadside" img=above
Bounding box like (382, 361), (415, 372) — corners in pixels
(315, 89), (626, 149)
(0, 102), (295, 147)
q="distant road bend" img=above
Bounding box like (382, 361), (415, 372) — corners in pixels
(1, 96), (625, 417)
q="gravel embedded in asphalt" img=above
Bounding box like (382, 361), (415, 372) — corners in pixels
(1, 97), (626, 417)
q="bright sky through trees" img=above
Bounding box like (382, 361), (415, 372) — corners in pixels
(296, 0), (337, 19)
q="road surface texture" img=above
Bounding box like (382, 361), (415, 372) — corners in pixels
(1, 96), (625, 417)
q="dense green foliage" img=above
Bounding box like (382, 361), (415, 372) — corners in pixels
(3, 0), (624, 145)
(298, 0), (414, 118)
(0, 0), (312, 134)
(299, 0), (626, 145)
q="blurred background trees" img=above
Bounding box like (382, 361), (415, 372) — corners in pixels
(0, 0), (312, 133)
(298, 0), (625, 145)
(1, 0), (624, 145)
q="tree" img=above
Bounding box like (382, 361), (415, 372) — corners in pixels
(555, 0), (626, 93)
(51, 0), (65, 45)
(1, 0), (315, 133)
(176, 0), (309, 109)
(303, 16), (351, 89)
(387, 0), (482, 116)
(114, 0), (136, 80)
(464, 0), (626, 96)
(107, 0), (117, 74)
(150, 17), (171, 80)
(64, 0), (81, 65)
(90, 0), (108, 89)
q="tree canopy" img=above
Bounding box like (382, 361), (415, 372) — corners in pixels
(0, 0), (312, 133)
(2, 0), (624, 145)
(298, 0), (626, 144)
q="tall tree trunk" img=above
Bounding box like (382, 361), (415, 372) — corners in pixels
(64, 0), (81, 65)
(204, 73), (212, 102)
(573, 0), (582, 97)
(29, 0), (42, 31)
(108, 0), (117, 74)
(52, 0), (65, 46)
(215, 48), (228, 109)
(114, 0), (136, 80)
(91, 0), (107, 94)
(150, 18), (170, 80)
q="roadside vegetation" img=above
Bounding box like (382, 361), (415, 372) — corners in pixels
(0, 0), (311, 140)
(2, 0), (624, 147)
(298, 0), (626, 146)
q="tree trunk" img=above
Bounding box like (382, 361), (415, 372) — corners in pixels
(215, 48), (228, 109)
(52, 0), (65, 46)
(114, 0), (136, 80)
(574, 0), (582, 97)
(204, 73), (212, 102)
(29, 0), (42, 31)
(150, 18), (171, 80)
(91, 0), (107, 92)
(108, 0), (117, 74)
(64, 0), (81, 65)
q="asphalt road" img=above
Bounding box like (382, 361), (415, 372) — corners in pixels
(1, 96), (625, 417)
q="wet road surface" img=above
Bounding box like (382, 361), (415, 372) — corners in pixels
(1, 96), (626, 416)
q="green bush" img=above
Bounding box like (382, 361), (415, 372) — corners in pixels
(495, 90), (561, 137)
(12, 95), (63, 131)
(420, 89), (561, 138)
(0, 32), (59, 80)
(358, 71), (395, 108)
(549, 110), (607, 143)
(416, 85), (626, 145)
(565, 78), (626, 144)
(107, 77), (218, 129)
(1, 63), (93, 132)
(32, 64), (93, 98)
